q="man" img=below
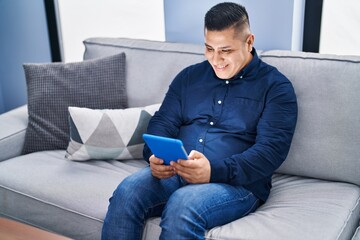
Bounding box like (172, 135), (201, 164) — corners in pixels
(102, 2), (297, 239)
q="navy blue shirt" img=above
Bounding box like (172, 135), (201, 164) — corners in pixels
(144, 49), (297, 202)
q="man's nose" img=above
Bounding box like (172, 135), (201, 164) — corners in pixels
(212, 51), (223, 64)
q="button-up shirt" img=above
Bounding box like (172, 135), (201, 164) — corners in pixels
(144, 49), (297, 202)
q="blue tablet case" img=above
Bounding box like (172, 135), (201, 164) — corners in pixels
(143, 134), (188, 165)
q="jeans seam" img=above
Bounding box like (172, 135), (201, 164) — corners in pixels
(242, 197), (260, 216)
(193, 191), (256, 233)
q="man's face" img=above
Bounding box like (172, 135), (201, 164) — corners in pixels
(204, 27), (254, 79)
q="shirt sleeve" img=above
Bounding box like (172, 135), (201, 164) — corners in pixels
(210, 79), (298, 186)
(143, 68), (187, 161)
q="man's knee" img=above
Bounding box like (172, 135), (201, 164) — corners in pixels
(160, 186), (207, 239)
(162, 186), (202, 219)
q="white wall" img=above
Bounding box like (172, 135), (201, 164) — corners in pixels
(320, 0), (360, 55)
(57, 0), (360, 62)
(164, 0), (305, 51)
(57, 0), (165, 62)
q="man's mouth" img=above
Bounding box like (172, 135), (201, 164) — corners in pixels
(214, 64), (227, 71)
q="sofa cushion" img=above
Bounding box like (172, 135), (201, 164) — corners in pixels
(66, 103), (160, 161)
(83, 38), (205, 107)
(0, 150), (148, 239)
(261, 51), (360, 186)
(22, 53), (127, 154)
(1, 152), (358, 240)
(206, 174), (360, 240)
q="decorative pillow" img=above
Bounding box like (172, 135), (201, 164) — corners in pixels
(22, 53), (127, 154)
(65, 103), (161, 161)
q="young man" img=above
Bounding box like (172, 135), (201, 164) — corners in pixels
(102, 2), (297, 239)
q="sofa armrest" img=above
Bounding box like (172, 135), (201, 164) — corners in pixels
(0, 105), (28, 161)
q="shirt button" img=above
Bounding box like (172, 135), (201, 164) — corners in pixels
(225, 80), (229, 84)
(240, 75), (243, 79)
(210, 121), (214, 126)
(199, 138), (203, 143)
(218, 100), (222, 104)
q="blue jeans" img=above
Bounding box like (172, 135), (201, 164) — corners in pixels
(102, 167), (259, 240)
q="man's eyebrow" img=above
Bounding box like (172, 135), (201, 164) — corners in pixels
(204, 43), (232, 49)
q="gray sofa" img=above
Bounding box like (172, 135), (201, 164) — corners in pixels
(0, 37), (359, 240)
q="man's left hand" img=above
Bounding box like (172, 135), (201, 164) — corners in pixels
(170, 150), (211, 184)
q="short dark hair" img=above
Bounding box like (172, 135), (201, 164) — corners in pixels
(204, 2), (250, 33)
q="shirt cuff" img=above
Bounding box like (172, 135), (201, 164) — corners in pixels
(143, 144), (152, 163)
(210, 158), (229, 183)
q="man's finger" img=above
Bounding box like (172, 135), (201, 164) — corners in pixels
(149, 155), (164, 165)
(188, 150), (205, 160)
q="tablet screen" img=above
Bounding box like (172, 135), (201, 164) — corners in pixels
(143, 134), (188, 165)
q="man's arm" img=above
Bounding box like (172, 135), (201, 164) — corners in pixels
(143, 68), (187, 162)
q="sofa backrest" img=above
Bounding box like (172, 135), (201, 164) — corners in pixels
(261, 51), (360, 186)
(84, 38), (360, 186)
(83, 38), (205, 107)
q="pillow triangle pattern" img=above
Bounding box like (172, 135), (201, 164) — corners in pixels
(117, 147), (133, 159)
(85, 145), (124, 160)
(85, 113), (125, 148)
(126, 144), (145, 159)
(128, 110), (153, 146)
(106, 108), (140, 146)
(69, 107), (104, 143)
(66, 103), (161, 161)
(69, 115), (83, 144)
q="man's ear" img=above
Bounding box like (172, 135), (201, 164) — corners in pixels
(246, 34), (255, 52)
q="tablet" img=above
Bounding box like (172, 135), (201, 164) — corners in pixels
(143, 134), (188, 165)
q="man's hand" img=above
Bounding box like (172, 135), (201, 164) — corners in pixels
(170, 150), (211, 184)
(149, 155), (176, 179)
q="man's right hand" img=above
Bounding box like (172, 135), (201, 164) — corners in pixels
(149, 155), (176, 179)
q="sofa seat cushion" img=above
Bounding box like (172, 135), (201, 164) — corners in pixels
(206, 174), (360, 240)
(1, 152), (359, 240)
(0, 150), (147, 239)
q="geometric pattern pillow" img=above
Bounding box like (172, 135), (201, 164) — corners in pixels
(22, 53), (127, 154)
(65, 103), (161, 161)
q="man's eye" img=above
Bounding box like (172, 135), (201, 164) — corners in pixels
(222, 49), (232, 53)
(206, 48), (214, 52)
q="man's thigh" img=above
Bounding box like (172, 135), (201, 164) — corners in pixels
(164, 183), (260, 229)
(113, 167), (185, 217)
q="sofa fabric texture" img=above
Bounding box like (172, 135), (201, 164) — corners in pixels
(0, 38), (359, 240)
(83, 38), (206, 107)
(22, 53), (127, 154)
(0, 150), (148, 239)
(0, 105), (27, 162)
(0, 151), (358, 240)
